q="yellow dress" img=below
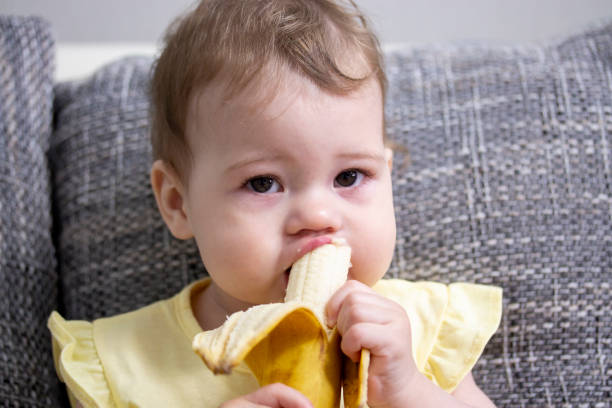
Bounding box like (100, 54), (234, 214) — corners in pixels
(48, 278), (502, 408)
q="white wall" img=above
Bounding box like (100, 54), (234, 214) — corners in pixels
(2, 0), (612, 45)
(360, 0), (612, 44)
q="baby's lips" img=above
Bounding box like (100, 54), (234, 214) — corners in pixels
(295, 236), (334, 259)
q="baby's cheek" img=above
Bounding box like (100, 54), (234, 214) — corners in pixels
(351, 213), (396, 284)
(350, 241), (393, 286)
(202, 228), (285, 301)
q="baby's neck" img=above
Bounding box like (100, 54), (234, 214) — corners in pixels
(191, 282), (252, 331)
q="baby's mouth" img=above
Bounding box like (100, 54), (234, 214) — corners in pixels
(283, 266), (292, 289)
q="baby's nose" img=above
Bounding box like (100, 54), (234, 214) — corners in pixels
(285, 191), (342, 236)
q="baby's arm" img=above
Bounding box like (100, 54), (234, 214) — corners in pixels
(69, 384), (313, 408)
(70, 384), (313, 408)
(220, 383), (313, 408)
(326, 280), (496, 408)
(452, 372), (496, 407)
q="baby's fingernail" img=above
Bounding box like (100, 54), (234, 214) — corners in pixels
(325, 308), (335, 327)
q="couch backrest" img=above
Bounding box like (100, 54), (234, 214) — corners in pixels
(384, 25), (612, 405)
(51, 23), (612, 405)
(0, 15), (66, 407)
(1, 14), (610, 407)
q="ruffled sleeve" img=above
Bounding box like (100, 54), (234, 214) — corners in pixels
(373, 280), (502, 393)
(48, 311), (115, 408)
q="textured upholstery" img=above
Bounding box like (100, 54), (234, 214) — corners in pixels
(0, 13), (610, 408)
(52, 58), (204, 320)
(0, 16), (65, 407)
(385, 23), (612, 405)
(51, 22), (611, 406)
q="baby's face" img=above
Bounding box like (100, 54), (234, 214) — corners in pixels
(182, 72), (396, 312)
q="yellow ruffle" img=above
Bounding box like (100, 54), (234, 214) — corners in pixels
(423, 283), (502, 392)
(373, 280), (502, 393)
(48, 311), (115, 408)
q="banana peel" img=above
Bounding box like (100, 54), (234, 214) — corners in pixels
(342, 349), (369, 408)
(192, 239), (369, 408)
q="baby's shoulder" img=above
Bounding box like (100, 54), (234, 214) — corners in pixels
(47, 295), (206, 407)
(48, 311), (112, 407)
(48, 297), (177, 369)
(371, 279), (502, 393)
(373, 278), (502, 309)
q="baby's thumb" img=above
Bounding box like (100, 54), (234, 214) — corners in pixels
(246, 383), (314, 408)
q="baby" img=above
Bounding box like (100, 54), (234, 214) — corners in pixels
(48, 1), (501, 407)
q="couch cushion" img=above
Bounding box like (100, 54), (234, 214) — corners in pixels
(51, 21), (611, 407)
(0, 16), (65, 407)
(385, 22), (612, 405)
(51, 57), (205, 320)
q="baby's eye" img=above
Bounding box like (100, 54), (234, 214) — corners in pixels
(334, 169), (364, 188)
(246, 176), (281, 194)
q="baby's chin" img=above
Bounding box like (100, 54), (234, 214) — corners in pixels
(346, 266), (386, 288)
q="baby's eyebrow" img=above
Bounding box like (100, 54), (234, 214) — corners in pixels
(225, 154), (284, 174)
(336, 152), (386, 162)
(225, 151), (385, 174)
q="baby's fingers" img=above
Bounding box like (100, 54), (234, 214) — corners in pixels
(221, 383), (314, 408)
(339, 321), (384, 362)
(339, 319), (409, 364)
(325, 279), (374, 327)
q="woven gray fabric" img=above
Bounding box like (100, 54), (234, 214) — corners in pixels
(0, 16), (64, 407)
(52, 57), (206, 320)
(385, 22), (612, 406)
(49, 23), (611, 407)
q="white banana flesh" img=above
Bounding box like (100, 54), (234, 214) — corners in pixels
(192, 238), (351, 373)
(284, 239), (352, 325)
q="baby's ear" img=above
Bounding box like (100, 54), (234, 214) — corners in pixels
(384, 147), (393, 172)
(150, 160), (193, 240)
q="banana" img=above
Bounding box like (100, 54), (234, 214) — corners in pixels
(342, 349), (369, 408)
(192, 239), (368, 408)
(283, 240), (351, 325)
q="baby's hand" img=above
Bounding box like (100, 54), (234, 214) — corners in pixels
(326, 280), (418, 408)
(220, 383), (313, 408)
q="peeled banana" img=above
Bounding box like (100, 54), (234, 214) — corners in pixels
(192, 239), (368, 408)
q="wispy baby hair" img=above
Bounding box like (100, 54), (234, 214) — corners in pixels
(150, 0), (386, 180)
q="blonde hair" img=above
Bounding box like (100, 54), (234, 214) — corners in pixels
(150, 0), (386, 179)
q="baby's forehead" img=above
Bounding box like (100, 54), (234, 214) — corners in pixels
(189, 67), (382, 123)
(183, 69), (386, 170)
(189, 67), (299, 118)
(184, 69), (289, 148)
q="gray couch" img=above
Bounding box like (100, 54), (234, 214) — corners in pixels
(1, 15), (610, 407)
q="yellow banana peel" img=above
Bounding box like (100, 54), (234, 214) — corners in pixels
(192, 239), (369, 408)
(342, 349), (369, 408)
